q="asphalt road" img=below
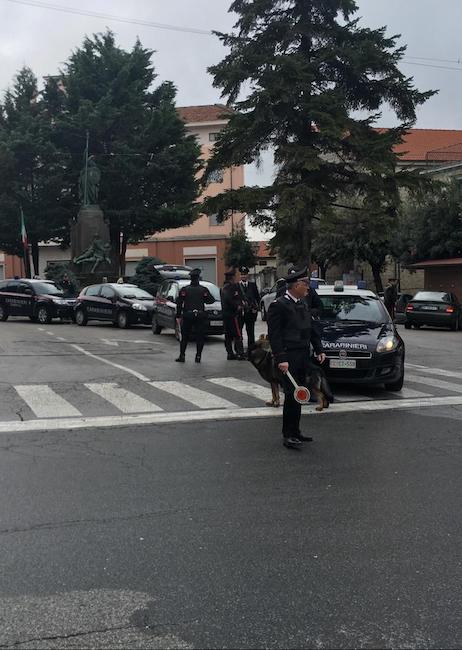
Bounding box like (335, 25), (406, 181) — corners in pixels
(1, 317), (462, 648)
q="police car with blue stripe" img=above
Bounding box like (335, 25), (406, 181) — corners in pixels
(313, 280), (405, 391)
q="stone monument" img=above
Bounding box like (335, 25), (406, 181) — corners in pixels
(70, 154), (118, 282)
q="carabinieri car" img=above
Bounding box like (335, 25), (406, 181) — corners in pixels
(315, 282), (405, 391)
(0, 278), (76, 324)
(74, 283), (155, 328)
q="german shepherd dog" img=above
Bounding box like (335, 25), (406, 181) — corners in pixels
(248, 334), (333, 411)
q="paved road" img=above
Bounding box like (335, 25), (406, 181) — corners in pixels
(1, 318), (462, 648)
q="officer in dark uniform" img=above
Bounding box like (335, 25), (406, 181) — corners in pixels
(267, 267), (326, 450)
(175, 268), (215, 363)
(221, 269), (245, 360)
(237, 266), (260, 348)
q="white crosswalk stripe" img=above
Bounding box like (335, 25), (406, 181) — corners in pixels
(395, 387), (433, 399)
(148, 381), (237, 409)
(405, 374), (462, 394)
(14, 385), (82, 418)
(208, 377), (274, 403)
(85, 383), (163, 413)
(406, 363), (462, 381)
(333, 392), (372, 403)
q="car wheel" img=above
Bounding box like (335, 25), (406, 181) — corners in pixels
(37, 306), (52, 324)
(384, 369), (404, 392)
(75, 309), (88, 326)
(0, 304), (8, 321)
(152, 316), (163, 335)
(117, 310), (130, 329)
(413, 324), (422, 329)
(261, 303), (267, 321)
(404, 322), (411, 330)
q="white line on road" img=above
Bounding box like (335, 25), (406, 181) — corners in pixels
(406, 374), (462, 394)
(45, 331), (55, 336)
(70, 344), (151, 382)
(149, 381), (237, 409)
(2, 394), (462, 434)
(14, 385), (82, 418)
(397, 387), (433, 399)
(407, 363), (462, 381)
(56, 337), (67, 342)
(100, 338), (119, 347)
(333, 392), (372, 403)
(85, 383), (163, 413)
(208, 377), (275, 403)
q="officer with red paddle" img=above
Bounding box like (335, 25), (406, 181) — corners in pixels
(267, 267), (326, 450)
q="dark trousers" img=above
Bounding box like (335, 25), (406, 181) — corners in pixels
(240, 311), (257, 348)
(179, 312), (207, 357)
(281, 349), (310, 438)
(223, 314), (244, 356)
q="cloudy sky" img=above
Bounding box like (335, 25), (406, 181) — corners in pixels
(1, 0), (461, 237)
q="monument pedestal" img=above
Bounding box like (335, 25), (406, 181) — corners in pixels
(70, 205), (118, 282)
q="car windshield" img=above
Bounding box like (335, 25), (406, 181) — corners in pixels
(319, 295), (386, 323)
(33, 282), (62, 296)
(413, 291), (451, 302)
(178, 281), (221, 301)
(117, 286), (153, 299)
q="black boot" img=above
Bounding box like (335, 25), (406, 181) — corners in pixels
(195, 354), (201, 363)
(175, 355), (185, 363)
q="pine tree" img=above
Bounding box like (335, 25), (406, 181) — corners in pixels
(54, 31), (201, 272)
(202, 0), (434, 265)
(224, 228), (257, 269)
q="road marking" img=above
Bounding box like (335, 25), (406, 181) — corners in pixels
(70, 344), (151, 382)
(56, 336), (67, 342)
(398, 387), (433, 399)
(333, 392), (372, 403)
(100, 338), (161, 346)
(14, 385), (82, 418)
(85, 383), (163, 413)
(208, 377), (274, 402)
(45, 331), (55, 336)
(101, 338), (119, 347)
(406, 374), (462, 394)
(407, 363), (462, 381)
(2, 395), (462, 434)
(149, 381), (237, 409)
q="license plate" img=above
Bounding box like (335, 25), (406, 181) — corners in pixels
(210, 320), (223, 326)
(329, 359), (357, 369)
(421, 306), (437, 310)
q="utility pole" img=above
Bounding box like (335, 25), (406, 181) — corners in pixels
(83, 130), (89, 207)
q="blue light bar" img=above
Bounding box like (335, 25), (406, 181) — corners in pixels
(357, 280), (367, 289)
(310, 279), (319, 289)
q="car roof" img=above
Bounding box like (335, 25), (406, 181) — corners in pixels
(3, 278), (55, 284)
(317, 285), (377, 298)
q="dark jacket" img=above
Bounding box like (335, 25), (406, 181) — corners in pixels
(221, 282), (244, 318)
(176, 283), (215, 317)
(237, 280), (260, 312)
(384, 283), (398, 307)
(267, 294), (323, 364)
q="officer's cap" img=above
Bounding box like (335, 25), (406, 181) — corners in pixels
(239, 266), (249, 274)
(285, 266), (309, 284)
(189, 268), (202, 278)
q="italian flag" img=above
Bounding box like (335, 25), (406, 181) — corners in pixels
(20, 208), (28, 250)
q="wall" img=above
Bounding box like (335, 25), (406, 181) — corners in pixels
(425, 268), (462, 299)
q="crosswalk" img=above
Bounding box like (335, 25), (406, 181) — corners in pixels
(5, 363), (462, 424)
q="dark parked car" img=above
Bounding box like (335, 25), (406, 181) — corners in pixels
(74, 283), (155, 328)
(317, 284), (405, 391)
(152, 279), (224, 338)
(0, 278), (76, 324)
(405, 291), (462, 330)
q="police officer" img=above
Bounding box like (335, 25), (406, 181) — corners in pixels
(237, 266), (260, 348)
(267, 267), (326, 450)
(175, 268), (215, 363)
(221, 269), (245, 360)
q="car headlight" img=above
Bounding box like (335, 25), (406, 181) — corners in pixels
(51, 298), (66, 305)
(376, 335), (399, 353)
(132, 303), (147, 311)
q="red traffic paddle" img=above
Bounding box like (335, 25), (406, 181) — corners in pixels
(285, 370), (311, 404)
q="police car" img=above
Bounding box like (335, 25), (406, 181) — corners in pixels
(315, 281), (405, 391)
(74, 283), (155, 328)
(0, 278), (76, 324)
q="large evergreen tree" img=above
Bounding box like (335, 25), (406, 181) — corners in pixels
(0, 67), (71, 273)
(52, 31), (201, 272)
(202, 0), (434, 265)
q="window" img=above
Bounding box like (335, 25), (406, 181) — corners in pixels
(318, 296), (386, 323)
(31, 282), (61, 295)
(101, 286), (116, 300)
(85, 285), (101, 297)
(413, 291), (451, 302)
(207, 169), (224, 184)
(209, 214), (220, 227)
(209, 132), (220, 142)
(166, 283), (179, 301)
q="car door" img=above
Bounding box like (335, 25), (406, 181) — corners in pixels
(165, 282), (179, 329)
(4, 281), (24, 316)
(81, 285), (102, 320)
(155, 282), (171, 326)
(99, 285), (117, 321)
(18, 282), (35, 317)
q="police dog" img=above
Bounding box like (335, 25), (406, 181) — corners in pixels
(248, 334), (333, 411)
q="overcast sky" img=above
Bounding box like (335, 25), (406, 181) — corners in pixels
(1, 0), (461, 237)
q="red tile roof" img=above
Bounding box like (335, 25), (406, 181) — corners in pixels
(377, 128), (462, 162)
(177, 104), (233, 124)
(409, 258), (462, 268)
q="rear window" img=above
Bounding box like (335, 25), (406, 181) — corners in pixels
(413, 292), (451, 302)
(319, 295), (387, 322)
